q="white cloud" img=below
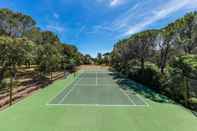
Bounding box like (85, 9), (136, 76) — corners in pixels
(87, 0), (197, 38)
(111, 3), (141, 30)
(125, 0), (197, 35)
(46, 23), (65, 34)
(75, 25), (86, 38)
(86, 24), (115, 34)
(110, 0), (122, 6)
(85, 3), (140, 35)
(96, 0), (124, 7)
(53, 13), (59, 19)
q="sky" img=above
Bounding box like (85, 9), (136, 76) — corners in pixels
(0, 0), (197, 57)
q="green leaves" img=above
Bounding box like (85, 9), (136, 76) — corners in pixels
(172, 55), (197, 78)
(35, 44), (62, 74)
(0, 8), (36, 37)
(0, 36), (33, 67)
(111, 12), (197, 108)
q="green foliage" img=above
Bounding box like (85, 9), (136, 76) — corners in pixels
(189, 97), (197, 104)
(127, 62), (162, 88)
(35, 44), (62, 75)
(62, 44), (82, 66)
(102, 53), (111, 65)
(0, 8), (84, 84)
(0, 36), (34, 71)
(0, 79), (8, 89)
(0, 8), (36, 37)
(82, 54), (93, 64)
(95, 53), (103, 65)
(23, 27), (44, 44)
(65, 58), (77, 73)
(171, 55), (197, 77)
(111, 11), (197, 109)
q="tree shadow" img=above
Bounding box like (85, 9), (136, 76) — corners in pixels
(110, 72), (175, 104)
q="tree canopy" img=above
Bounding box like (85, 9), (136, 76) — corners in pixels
(110, 11), (197, 108)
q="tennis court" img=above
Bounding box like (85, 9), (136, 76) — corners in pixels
(48, 70), (148, 107)
(1, 67), (197, 131)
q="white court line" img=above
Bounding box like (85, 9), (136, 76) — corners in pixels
(48, 70), (148, 107)
(119, 88), (136, 106)
(47, 70), (85, 104)
(96, 71), (98, 86)
(47, 81), (72, 104)
(136, 94), (149, 107)
(72, 84), (116, 86)
(46, 74), (80, 105)
(46, 103), (148, 107)
(79, 71), (112, 75)
(58, 77), (82, 104)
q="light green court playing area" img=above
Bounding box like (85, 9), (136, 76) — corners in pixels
(49, 70), (147, 106)
(0, 67), (197, 131)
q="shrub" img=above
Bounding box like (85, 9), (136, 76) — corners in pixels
(0, 79), (8, 89)
(128, 62), (162, 88)
(189, 97), (197, 104)
(162, 67), (186, 100)
(171, 55), (197, 78)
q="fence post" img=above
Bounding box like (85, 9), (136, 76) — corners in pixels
(184, 76), (190, 107)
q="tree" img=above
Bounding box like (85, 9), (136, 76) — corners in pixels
(36, 44), (62, 80)
(62, 44), (81, 65)
(132, 30), (158, 71)
(0, 36), (34, 105)
(41, 31), (60, 45)
(96, 53), (103, 65)
(157, 25), (176, 74)
(23, 27), (43, 44)
(172, 55), (197, 78)
(170, 55), (197, 105)
(0, 8), (36, 37)
(176, 12), (197, 54)
(83, 54), (93, 64)
(0, 8), (86, 106)
(110, 12), (197, 109)
(103, 53), (111, 65)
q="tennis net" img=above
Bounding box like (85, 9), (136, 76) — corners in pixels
(78, 72), (114, 78)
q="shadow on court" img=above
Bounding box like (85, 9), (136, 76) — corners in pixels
(110, 72), (175, 104)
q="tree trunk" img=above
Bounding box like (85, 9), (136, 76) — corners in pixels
(50, 72), (53, 80)
(9, 76), (13, 106)
(141, 57), (145, 71)
(160, 44), (170, 74)
(0, 70), (4, 82)
(0, 67), (6, 82)
(9, 66), (17, 106)
(184, 76), (190, 107)
(160, 57), (165, 74)
(25, 62), (31, 69)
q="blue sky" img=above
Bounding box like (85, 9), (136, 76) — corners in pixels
(0, 0), (197, 57)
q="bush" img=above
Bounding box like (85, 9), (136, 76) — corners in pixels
(189, 97), (197, 104)
(128, 62), (162, 88)
(188, 97), (197, 110)
(0, 79), (8, 89)
(171, 55), (197, 78)
(163, 55), (197, 101)
(162, 67), (185, 100)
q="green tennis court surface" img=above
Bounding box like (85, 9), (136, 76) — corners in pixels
(0, 68), (197, 131)
(49, 71), (148, 106)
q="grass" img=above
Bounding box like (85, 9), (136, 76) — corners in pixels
(0, 73), (197, 131)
